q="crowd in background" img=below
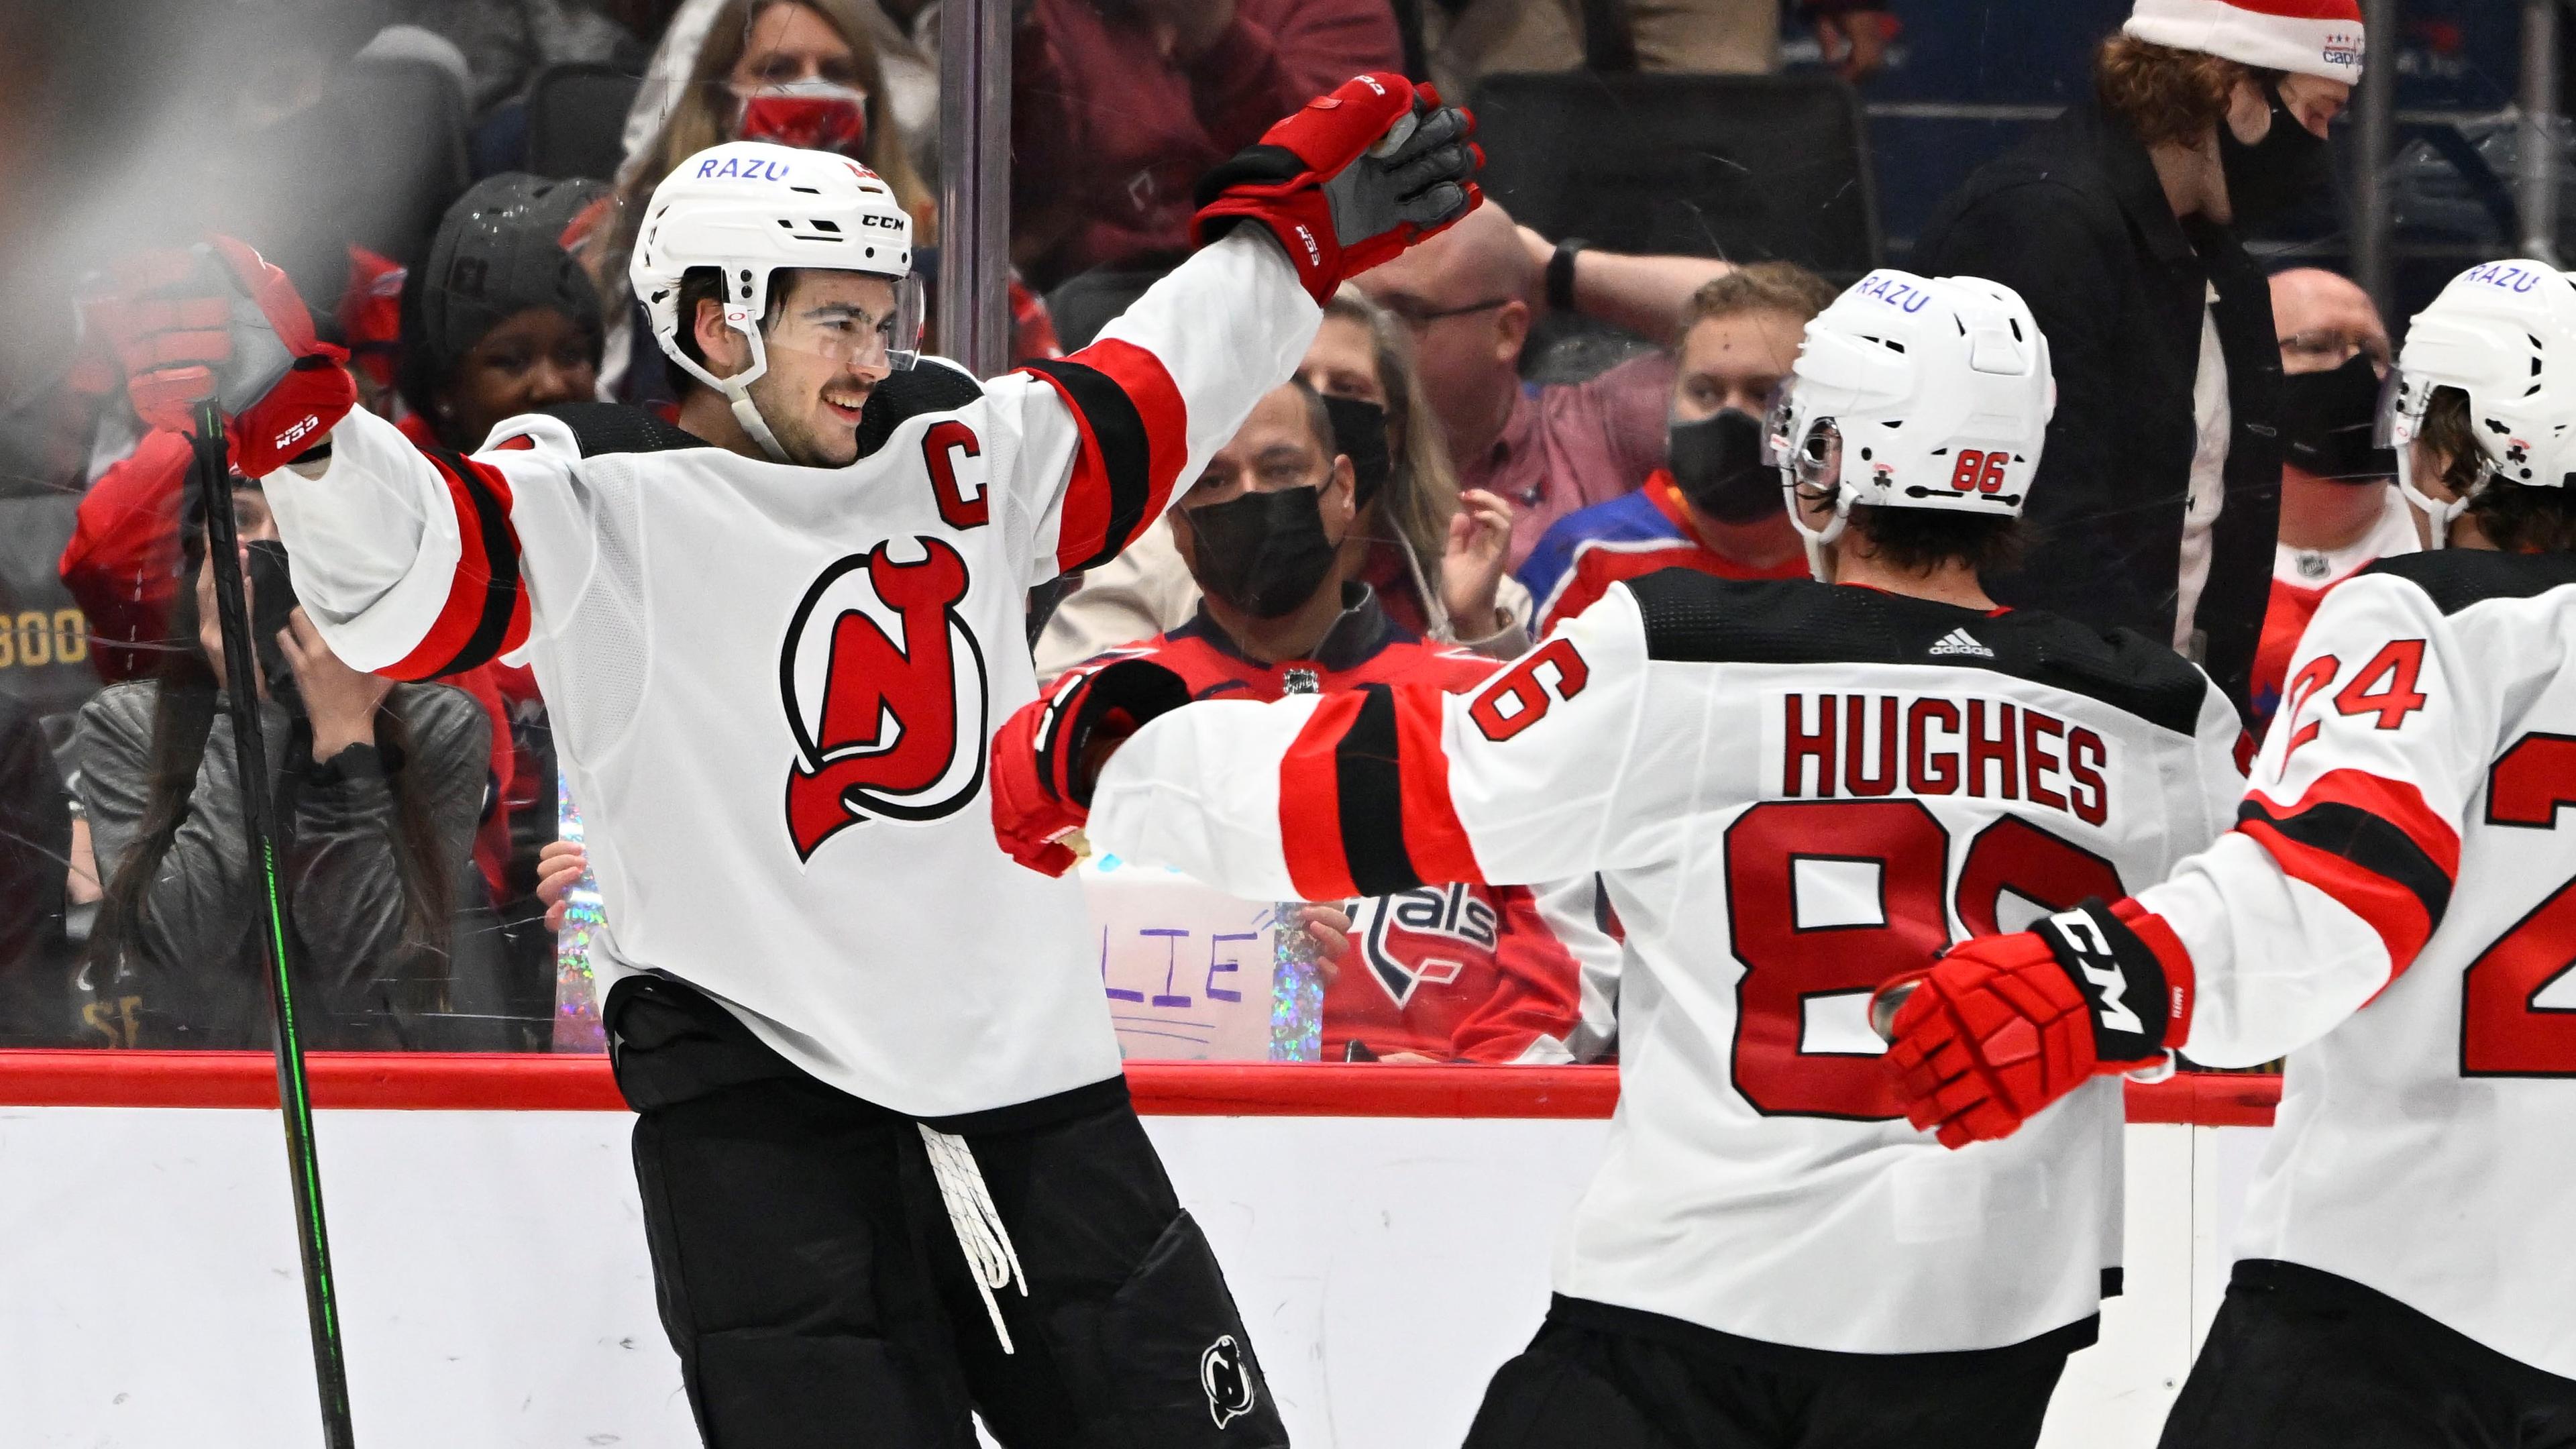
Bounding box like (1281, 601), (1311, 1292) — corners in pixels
(0, 0), (2522, 1061)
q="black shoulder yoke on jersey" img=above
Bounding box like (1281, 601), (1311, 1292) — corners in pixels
(537, 402), (712, 455)
(1623, 568), (2212, 737)
(856, 358), (986, 459)
(2360, 549), (2576, 616)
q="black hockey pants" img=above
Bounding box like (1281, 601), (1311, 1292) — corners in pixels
(605, 973), (1286, 1449)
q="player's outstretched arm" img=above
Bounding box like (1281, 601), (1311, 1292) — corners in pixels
(1004, 586), (1691, 906)
(1883, 572), (2491, 1147)
(83, 238), (569, 681)
(1002, 74), (1482, 584)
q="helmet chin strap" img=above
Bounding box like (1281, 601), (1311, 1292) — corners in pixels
(2394, 444), (2475, 550)
(1782, 478), (1851, 582)
(659, 307), (795, 464)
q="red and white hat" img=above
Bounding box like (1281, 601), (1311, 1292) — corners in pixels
(2125, 0), (2366, 85)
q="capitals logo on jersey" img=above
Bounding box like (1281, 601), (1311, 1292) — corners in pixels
(782, 536), (990, 859)
(1357, 883), (1501, 1006)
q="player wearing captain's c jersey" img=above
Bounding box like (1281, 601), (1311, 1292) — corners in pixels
(989, 271), (2248, 1448)
(84, 76), (1480, 1449)
(1882, 260), (2576, 1445)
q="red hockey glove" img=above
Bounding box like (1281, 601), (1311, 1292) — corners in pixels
(80, 236), (356, 476)
(1880, 898), (2194, 1149)
(989, 659), (1192, 876)
(1192, 72), (1485, 306)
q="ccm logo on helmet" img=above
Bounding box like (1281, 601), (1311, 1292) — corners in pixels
(1852, 273), (1933, 313)
(859, 214), (904, 231)
(696, 156), (792, 182)
(2465, 262), (2544, 294)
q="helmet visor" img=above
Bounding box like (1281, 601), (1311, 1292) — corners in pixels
(762, 271), (923, 374)
(2371, 364), (2412, 451)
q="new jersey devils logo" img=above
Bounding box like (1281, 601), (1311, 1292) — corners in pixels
(781, 536), (989, 859)
(1199, 1334), (1257, 1430)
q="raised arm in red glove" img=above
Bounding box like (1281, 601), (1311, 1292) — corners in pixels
(1876, 898), (2197, 1148)
(1191, 72), (1483, 305)
(79, 237), (356, 478)
(989, 658), (1192, 876)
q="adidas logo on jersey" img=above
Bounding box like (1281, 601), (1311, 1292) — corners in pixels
(1928, 629), (1995, 659)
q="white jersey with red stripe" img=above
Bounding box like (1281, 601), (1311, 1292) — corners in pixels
(260, 230), (1319, 1116)
(1089, 571), (2246, 1356)
(2133, 549), (2576, 1379)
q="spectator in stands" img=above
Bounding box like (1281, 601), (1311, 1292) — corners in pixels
(608, 0), (932, 396)
(398, 172), (612, 450)
(1354, 200), (1733, 567)
(1415, 0), (1896, 96)
(1035, 286), (1529, 676)
(77, 485), (511, 1049)
(2247, 266), (2410, 731)
(0, 690), (72, 1045)
(626, 0), (940, 190)
(1915, 0), (2364, 722)
(1010, 0), (1402, 288)
(1519, 261), (1832, 634)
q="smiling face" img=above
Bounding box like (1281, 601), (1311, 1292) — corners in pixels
(695, 268), (900, 466)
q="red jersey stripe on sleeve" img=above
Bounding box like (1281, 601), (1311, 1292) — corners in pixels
(1020, 337), (1189, 574)
(382, 447), (530, 681)
(2236, 818), (2440, 975)
(2233, 766), (2462, 981)
(1393, 685), (1483, 885)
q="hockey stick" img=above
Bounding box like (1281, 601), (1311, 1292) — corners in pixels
(189, 403), (358, 1447)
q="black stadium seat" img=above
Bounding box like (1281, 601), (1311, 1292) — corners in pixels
(527, 64), (646, 183)
(1466, 71), (1882, 282)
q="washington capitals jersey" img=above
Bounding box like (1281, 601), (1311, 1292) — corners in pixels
(1081, 592), (1614, 1063)
(1517, 473), (1807, 637)
(262, 230), (1320, 1116)
(1089, 573), (2245, 1355)
(2135, 549), (2576, 1379)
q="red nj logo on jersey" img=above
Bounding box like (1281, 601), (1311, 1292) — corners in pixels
(782, 537), (989, 859)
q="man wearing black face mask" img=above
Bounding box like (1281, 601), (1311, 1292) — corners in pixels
(1066, 378), (1613, 1064)
(2246, 266), (2414, 731)
(1518, 263), (1831, 635)
(1917, 0), (2365, 726)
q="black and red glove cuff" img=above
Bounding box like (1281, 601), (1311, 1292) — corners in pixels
(1035, 659), (1191, 807)
(2030, 898), (2181, 1066)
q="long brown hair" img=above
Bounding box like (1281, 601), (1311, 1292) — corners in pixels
(91, 500), (457, 1025)
(1325, 286), (1464, 620)
(2095, 34), (2247, 150)
(614, 0), (934, 271)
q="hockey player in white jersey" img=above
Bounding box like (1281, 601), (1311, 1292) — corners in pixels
(89, 75), (1480, 1448)
(987, 271), (2249, 1448)
(1882, 260), (2576, 1446)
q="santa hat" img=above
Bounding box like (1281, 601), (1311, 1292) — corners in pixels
(2125, 0), (2366, 86)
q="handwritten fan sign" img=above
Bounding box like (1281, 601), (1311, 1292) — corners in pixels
(1079, 855), (1288, 1061)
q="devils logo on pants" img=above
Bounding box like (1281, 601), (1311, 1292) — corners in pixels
(782, 536), (989, 859)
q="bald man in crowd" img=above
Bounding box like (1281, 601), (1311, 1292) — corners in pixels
(1353, 200), (1733, 564)
(2245, 266), (2416, 729)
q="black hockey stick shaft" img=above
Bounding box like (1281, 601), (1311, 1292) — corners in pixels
(189, 404), (358, 1447)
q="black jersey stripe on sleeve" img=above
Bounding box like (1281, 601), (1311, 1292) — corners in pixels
(1335, 684), (1426, 897)
(428, 445), (525, 675)
(1022, 356), (1154, 572)
(2236, 796), (2453, 939)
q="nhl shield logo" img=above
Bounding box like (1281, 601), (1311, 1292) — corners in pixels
(1199, 1334), (1257, 1430)
(780, 535), (990, 859)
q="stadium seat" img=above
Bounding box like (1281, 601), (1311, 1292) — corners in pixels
(527, 64), (646, 183)
(1466, 71), (1882, 282)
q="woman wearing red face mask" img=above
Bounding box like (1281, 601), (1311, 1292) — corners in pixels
(602, 0), (935, 402)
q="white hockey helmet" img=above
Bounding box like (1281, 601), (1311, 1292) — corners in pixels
(2376, 259), (2576, 547)
(629, 140), (922, 460)
(1766, 270), (2055, 557)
